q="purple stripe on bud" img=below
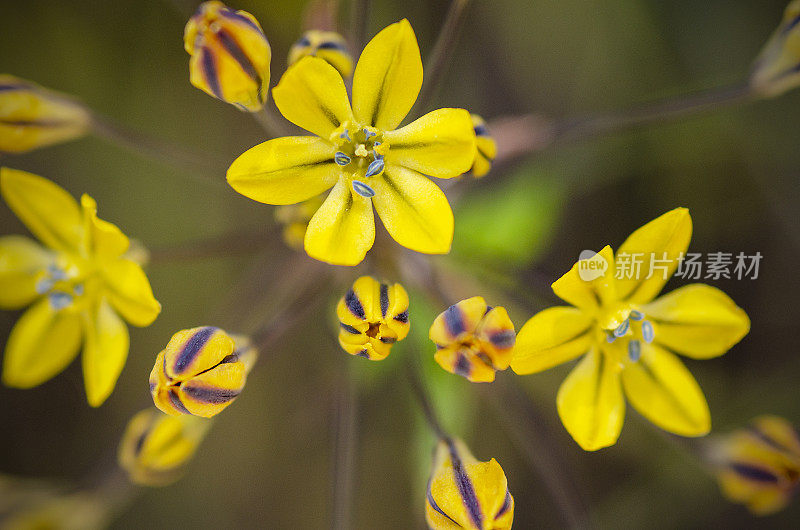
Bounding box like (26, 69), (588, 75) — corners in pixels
(174, 327), (217, 374)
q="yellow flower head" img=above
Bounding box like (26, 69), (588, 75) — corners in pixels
(713, 415), (800, 515)
(426, 437), (514, 530)
(0, 75), (91, 154)
(511, 208), (750, 450)
(274, 195), (324, 250)
(470, 114), (497, 178)
(227, 19), (476, 266)
(288, 30), (354, 79)
(149, 326), (256, 418)
(118, 407), (211, 487)
(184, 1), (271, 112)
(430, 297), (516, 383)
(337, 276), (409, 360)
(751, 0), (800, 97)
(0, 168), (161, 406)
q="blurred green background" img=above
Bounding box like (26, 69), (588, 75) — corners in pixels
(1, 0), (799, 528)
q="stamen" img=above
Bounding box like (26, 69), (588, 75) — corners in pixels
(629, 310), (645, 321)
(339, 130), (351, 142)
(606, 332), (616, 343)
(613, 319), (629, 337)
(365, 158), (384, 178)
(363, 129), (376, 139)
(334, 151), (351, 166)
(641, 321), (655, 343)
(73, 284), (84, 296)
(47, 264), (67, 281)
(352, 180), (376, 198)
(628, 340), (641, 362)
(36, 278), (54, 295)
(48, 291), (72, 310)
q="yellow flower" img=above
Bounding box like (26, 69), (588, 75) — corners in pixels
(511, 208), (750, 450)
(712, 415), (800, 515)
(470, 114), (497, 178)
(426, 437), (514, 530)
(227, 20), (476, 266)
(184, 1), (271, 112)
(288, 30), (354, 78)
(430, 297), (516, 383)
(0, 168), (161, 406)
(149, 326), (257, 418)
(0, 75), (91, 153)
(337, 276), (409, 360)
(751, 0), (800, 97)
(118, 407), (211, 487)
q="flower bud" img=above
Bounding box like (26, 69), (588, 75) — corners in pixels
(429, 297), (516, 383)
(0, 75), (91, 153)
(751, 0), (800, 97)
(184, 1), (271, 111)
(275, 195), (324, 250)
(288, 30), (354, 78)
(711, 415), (800, 515)
(470, 114), (497, 178)
(118, 408), (210, 487)
(149, 326), (254, 417)
(337, 276), (410, 360)
(426, 437), (514, 530)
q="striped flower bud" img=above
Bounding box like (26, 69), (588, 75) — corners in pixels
(337, 276), (410, 361)
(288, 30), (354, 78)
(711, 415), (800, 515)
(429, 297), (516, 383)
(751, 0), (800, 97)
(0, 75), (91, 153)
(184, 1), (271, 112)
(149, 326), (255, 417)
(426, 437), (514, 530)
(118, 408), (211, 487)
(470, 114), (497, 178)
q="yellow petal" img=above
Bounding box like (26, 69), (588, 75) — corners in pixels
(556, 349), (625, 451)
(101, 259), (161, 327)
(352, 19), (423, 130)
(80, 194), (130, 259)
(615, 208), (692, 304)
(2, 298), (82, 388)
(227, 136), (339, 205)
(511, 306), (594, 374)
(383, 108), (476, 178)
(0, 167), (83, 252)
(272, 56), (353, 138)
(642, 284), (750, 359)
(0, 235), (53, 309)
(304, 179), (374, 265)
(621, 343), (710, 436)
(551, 245), (616, 311)
(82, 299), (129, 407)
(372, 165), (454, 254)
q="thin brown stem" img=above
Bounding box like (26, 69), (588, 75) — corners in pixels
(252, 107), (294, 138)
(405, 354), (447, 440)
(330, 361), (357, 530)
(348, 0), (370, 54)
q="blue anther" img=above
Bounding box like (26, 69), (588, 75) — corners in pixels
(629, 310), (645, 321)
(48, 291), (72, 310)
(73, 284), (84, 296)
(613, 319), (629, 337)
(339, 130), (351, 141)
(352, 180), (376, 198)
(363, 129), (376, 139)
(365, 158), (385, 178)
(334, 151), (351, 166)
(47, 264), (67, 281)
(628, 340), (641, 362)
(641, 320), (655, 343)
(606, 332), (617, 344)
(35, 278), (54, 295)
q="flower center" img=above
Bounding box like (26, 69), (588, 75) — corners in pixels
(603, 309), (655, 363)
(35, 257), (87, 310)
(332, 123), (388, 198)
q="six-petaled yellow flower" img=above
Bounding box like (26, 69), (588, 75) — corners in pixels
(751, 0), (800, 97)
(712, 415), (800, 515)
(288, 30), (354, 78)
(184, 1), (271, 112)
(469, 114), (497, 178)
(227, 19), (476, 265)
(0, 75), (91, 154)
(0, 168), (161, 406)
(426, 437), (514, 530)
(511, 208), (750, 450)
(118, 407), (211, 487)
(430, 296), (516, 383)
(150, 326), (257, 418)
(337, 276), (409, 360)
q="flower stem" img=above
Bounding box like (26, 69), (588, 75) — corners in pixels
(331, 360), (358, 530)
(252, 106), (294, 138)
(414, 0), (472, 114)
(348, 0), (371, 54)
(405, 354), (447, 440)
(147, 227), (276, 264)
(89, 113), (226, 185)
